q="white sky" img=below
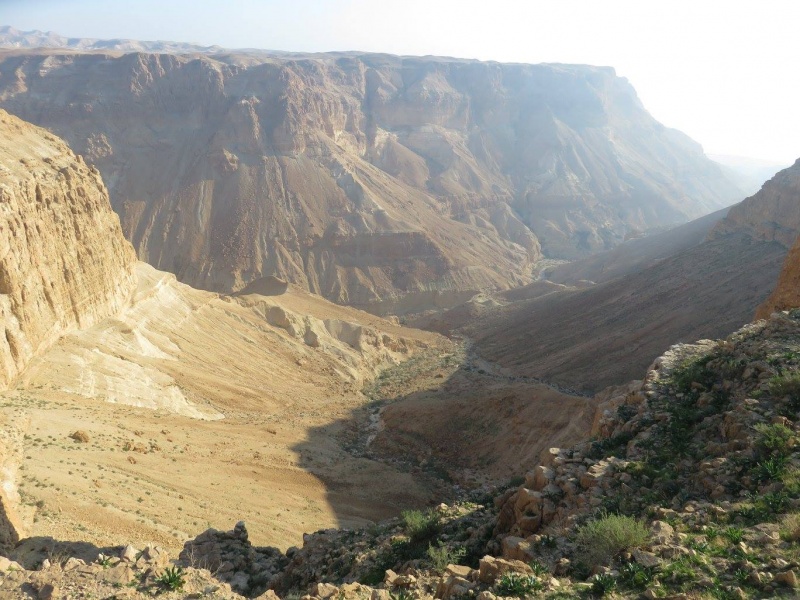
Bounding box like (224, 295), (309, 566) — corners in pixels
(3, 0), (799, 163)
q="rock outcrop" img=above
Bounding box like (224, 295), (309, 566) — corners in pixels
(710, 158), (800, 248)
(0, 49), (742, 310)
(747, 159), (800, 319)
(758, 234), (800, 319)
(0, 109), (135, 390)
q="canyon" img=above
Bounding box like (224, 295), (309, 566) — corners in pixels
(0, 110), (598, 559)
(1, 29), (799, 600)
(0, 46), (743, 313)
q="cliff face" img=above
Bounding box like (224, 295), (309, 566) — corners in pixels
(758, 235), (800, 319)
(0, 51), (741, 309)
(753, 160), (800, 318)
(0, 109), (136, 390)
(709, 158), (800, 248)
(709, 159), (800, 320)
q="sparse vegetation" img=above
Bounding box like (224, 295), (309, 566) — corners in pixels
(590, 572), (618, 596)
(426, 542), (466, 573)
(495, 572), (544, 597)
(574, 514), (649, 567)
(401, 508), (442, 544)
(155, 566), (185, 591)
(779, 512), (800, 542)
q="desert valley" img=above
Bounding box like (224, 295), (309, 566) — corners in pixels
(0, 6), (799, 599)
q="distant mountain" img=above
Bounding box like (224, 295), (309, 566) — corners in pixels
(710, 153), (789, 197)
(0, 25), (229, 54)
(0, 40), (744, 310)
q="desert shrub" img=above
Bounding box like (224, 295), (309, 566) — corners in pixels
(661, 556), (699, 585)
(528, 560), (549, 577)
(156, 566), (185, 591)
(590, 572), (618, 596)
(780, 513), (800, 542)
(495, 572), (544, 597)
(359, 539), (419, 585)
(723, 526), (745, 544)
(586, 431), (634, 459)
(619, 561), (655, 589)
(402, 508), (442, 543)
(671, 355), (716, 393)
(754, 422), (795, 459)
(770, 372), (800, 400)
(426, 542), (466, 573)
(616, 403), (638, 422)
(573, 514), (649, 567)
(754, 455), (788, 482)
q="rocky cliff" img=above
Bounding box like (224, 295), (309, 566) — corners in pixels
(0, 50), (741, 310)
(758, 234), (800, 319)
(710, 158), (800, 248)
(0, 109), (135, 390)
(743, 160), (800, 319)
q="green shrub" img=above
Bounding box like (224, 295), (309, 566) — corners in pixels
(574, 514), (649, 567)
(779, 513), (800, 542)
(590, 572), (618, 596)
(618, 561), (655, 589)
(495, 572), (544, 597)
(671, 355), (716, 393)
(155, 566), (185, 591)
(528, 560), (549, 577)
(401, 509), (442, 544)
(662, 557), (698, 584)
(723, 526), (745, 544)
(426, 542), (466, 573)
(754, 455), (788, 482)
(754, 422), (795, 458)
(770, 372), (800, 400)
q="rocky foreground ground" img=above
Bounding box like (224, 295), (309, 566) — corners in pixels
(6, 310), (800, 598)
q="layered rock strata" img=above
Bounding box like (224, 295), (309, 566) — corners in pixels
(0, 109), (135, 390)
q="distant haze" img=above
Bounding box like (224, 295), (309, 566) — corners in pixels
(3, 0), (800, 162)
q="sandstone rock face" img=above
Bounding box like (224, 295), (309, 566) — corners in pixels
(0, 109), (135, 390)
(0, 51), (741, 310)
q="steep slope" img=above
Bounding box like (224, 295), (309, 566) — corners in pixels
(469, 234), (785, 393)
(758, 234), (800, 318)
(731, 160), (800, 319)
(0, 108), (135, 390)
(6, 296), (800, 599)
(543, 206), (729, 286)
(710, 158), (800, 247)
(463, 160), (800, 393)
(0, 114), (597, 555)
(0, 111), (444, 550)
(0, 49), (741, 311)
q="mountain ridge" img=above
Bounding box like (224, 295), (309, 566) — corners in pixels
(0, 46), (743, 311)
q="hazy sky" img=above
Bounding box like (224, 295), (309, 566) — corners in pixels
(4, 0), (799, 163)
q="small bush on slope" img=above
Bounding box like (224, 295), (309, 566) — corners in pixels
(573, 513), (649, 568)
